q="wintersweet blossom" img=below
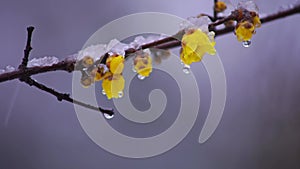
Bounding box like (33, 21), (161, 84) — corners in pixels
(106, 54), (125, 74)
(133, 50), (152, 77)
(102, 73), (125, 99)
(215, 1), (227, 13)
(180, 29), (216, 65)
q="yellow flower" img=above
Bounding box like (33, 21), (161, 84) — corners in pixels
(180, 29), (216, 65)
(133, 51), (152, 77)
(102, 74), (125, 99)
(81, 75), (93, 88)
(106, 54), (124, 74)
(90, 66), (111, 82)
(235, 21), (255, 41)
(82, 56), (94, 68)
(215, 1), (227, 13)
(252, 15), (261, 28)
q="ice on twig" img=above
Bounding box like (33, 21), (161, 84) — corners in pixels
(27, 56), (59, 67)
(238, 1), (259, 12)
(0, 69), (5, 74)
(180, 16), (211, 33)
(107, 39), (129, 56)
(77, 35), (166, 61)
(129, 35), (165, 48)
(5, 65), (16, 72)
(77, 44), (107, 61)
(0, 65), (16, 74)
(64, 53), (78, 62)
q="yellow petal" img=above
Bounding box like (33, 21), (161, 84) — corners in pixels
(133, 51), (153, 77)
(102, 74), (125, 99)
(235, 21), (255, 41)
(106, 55), (124, 74)
(180, 29), (216, 65)
(215, 1), (227, 13)
(253, 15), (261, 28)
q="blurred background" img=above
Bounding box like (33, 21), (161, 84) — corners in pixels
(0, 0), (300, 168)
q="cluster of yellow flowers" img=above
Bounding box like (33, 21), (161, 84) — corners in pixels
(79, 54), (125, 99)
(77, 1), (262, 100)
(79, 49), (154, 100)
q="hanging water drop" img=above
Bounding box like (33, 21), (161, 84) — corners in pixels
(118, 91), (124, 98)
(182, 64), (191, 74)
(132, 67), (137, 73)
(242, 40), (251, 48)
(103, 113), (114, 120)
(102, 89), (106, 95)
(138, 74), (145, 80)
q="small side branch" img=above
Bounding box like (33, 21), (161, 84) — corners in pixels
(20, 77), (114, 116)
(19, 26), (34, 69)
(213, 0), (219, 20)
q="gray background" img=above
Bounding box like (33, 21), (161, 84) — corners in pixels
(0, 0), (300, 168)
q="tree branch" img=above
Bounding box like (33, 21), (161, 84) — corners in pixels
(0, 4), (299, 116)
(1, 4), (299, 82)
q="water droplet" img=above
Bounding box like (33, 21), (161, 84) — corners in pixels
(102, 89), (106, 95)
(138, 74), (145, 80)
(242, 40), (251, 48)
(103, 113), (114, 119)
(182, 64), (191, 74)
(118, 91), (124, 98)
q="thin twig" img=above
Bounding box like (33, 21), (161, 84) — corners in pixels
(213, 0), (218, 20)
(21, 77), (114, 115)
(18, 26), (34, 70)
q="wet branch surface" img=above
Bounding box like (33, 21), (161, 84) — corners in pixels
(0, 3), (299, 115)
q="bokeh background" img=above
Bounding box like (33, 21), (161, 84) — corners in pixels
(0, 0), (300, 168)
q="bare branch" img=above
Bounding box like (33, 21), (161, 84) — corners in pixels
(0, 59), (75, 83)
(1, 4), (299, 82)
(0, 4), (299, 116)
(20, 77), (114, 116)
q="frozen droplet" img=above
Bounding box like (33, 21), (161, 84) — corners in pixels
(242, 40), (251, 48)
(132, 67), (137, 73)
(118, 91), (124, 98)
(102, 89), (106, 95)
(78, 44), (107, 61)
(103, 113), (114, 120)
(238, 1), (259, 13)
(27, 56), (59, 67)
(5, 65), (15, 72)
(182, 64), (191, 74)
(181, 16), (211, 33)
(137, 74), (145, 80)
